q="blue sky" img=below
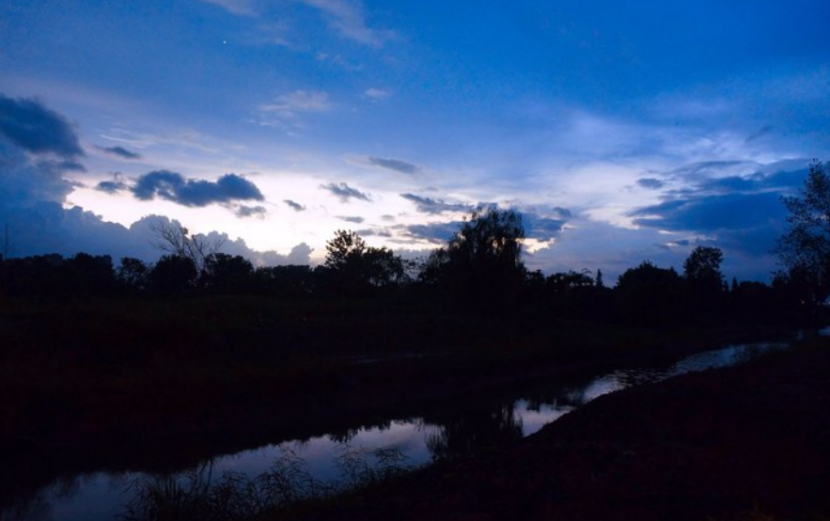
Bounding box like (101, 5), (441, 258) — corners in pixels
(1, 0), (829, 281)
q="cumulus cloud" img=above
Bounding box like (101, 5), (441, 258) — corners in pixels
(338, 215), (365, 224)
(400, 193), (472, 214)
(321, 182), (370, 202)
(0, 94), (84, 158)
(0, 96), (307, 266)
(284, 199), (306, 211)
(131, 170), (264, 209)
(197, 225), (313, 265)
(96, 145), (141, 159)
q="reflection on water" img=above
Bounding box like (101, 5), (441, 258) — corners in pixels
(2, 338), (794, 521)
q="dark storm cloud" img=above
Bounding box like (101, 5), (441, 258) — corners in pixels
(367, 156), (420, 175)
(0, 94), (84, 158)
(400, 193), (472, 214)
(284, 199), (306, 211)
(636, 178), (664, 190)
(632, 192), (785, 233)
(338, 215), (365, 224)
(132, 170), (264, 207)
(96, 180), (128, 194)
(628, 164), (809, 261)
(96, 145), (141, 159)
(320, 182), (371, 202)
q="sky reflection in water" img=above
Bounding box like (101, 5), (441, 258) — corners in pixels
(8, 340), (792, 521)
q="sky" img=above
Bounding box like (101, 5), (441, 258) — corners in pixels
(1, 0), (829, 282)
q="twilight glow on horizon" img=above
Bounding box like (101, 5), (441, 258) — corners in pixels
(1, 0), (829, 281)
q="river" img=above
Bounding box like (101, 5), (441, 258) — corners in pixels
(2, 332), (820, 521)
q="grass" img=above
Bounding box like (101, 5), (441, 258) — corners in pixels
(120, 445), (415, 521)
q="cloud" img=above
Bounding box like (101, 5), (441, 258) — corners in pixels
(366, 156), (420, 175)
(522, 207), (571, 240)
(400, 193), (472, 214)
(235, 204), (268, 218)
(628, 163), (808, 263)
(284, 199), (306, 211)
(0, 97), (308, 266)
(745, 125), (773, 144)
(401, 221), (462, 244)
(198, 0), (257, 16)
(365, 88), (390, 100)
(636, 178), (664, 190)
(296, 0), (392, 48)
(0, 138), (75, 210)
(0, 94), (84, 158)
(338, 215), (364, 223)
(96, 145), (141, 159)
(258, 90), (332, 126)
(356, 228), (392, 238)
(131, 171), (265, 209)
(95, 180), (128, 194)
(321, 182), (370, 202)
(632, 192), (785, 234)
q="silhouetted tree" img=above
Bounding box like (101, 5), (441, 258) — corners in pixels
(683, 246), (725, 313)
(615, 261), (685, 324)
(426, 207), (526, 311)
(150, 220), (224, 275)
(149, 254), (198, 294)
(683, 246), (724, 290)
(65, 253), (116, 296)
(117, 257), (151, 293)
(254, 265), (317, 298)
(201, 253), (255, 293)
(324, 230), (407, 296)
(777, 160), (830, 313)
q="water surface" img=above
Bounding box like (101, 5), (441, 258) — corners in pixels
(3, 337), (801, 520)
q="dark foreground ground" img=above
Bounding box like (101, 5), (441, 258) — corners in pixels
(284, 340), (830, 521)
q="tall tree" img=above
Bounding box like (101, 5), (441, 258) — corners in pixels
(150, 220), (224, 275)
(683, 246), (724, 291)
(428, 207), (526, 310)
(323, 230), (406, 296)
(777, 160), (830, 310)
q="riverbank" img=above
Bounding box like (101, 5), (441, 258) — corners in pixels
(0, 295), (799, 510)
(285, 338), (830, 521)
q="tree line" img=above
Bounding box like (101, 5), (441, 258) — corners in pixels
(3, 161), (830, 324)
